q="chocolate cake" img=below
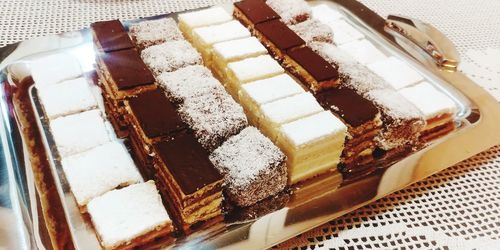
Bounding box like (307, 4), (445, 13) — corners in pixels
(91, 20), (134, 52)
(253, 19), (305, 60)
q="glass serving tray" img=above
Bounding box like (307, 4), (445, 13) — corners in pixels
(1, 1), (499, 249)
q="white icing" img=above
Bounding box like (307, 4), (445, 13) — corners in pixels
(193, 20), (251, 46)
(289, 18), (334, 44)
(178, 7), (233, 29)
(311, 4), (344, 23)
(50, 110), (112, 157)
(61, 141), (143, 206)
(327, 19), (364, 45)
(31, 52), (83, 89)
(266, 0), (312, 24)
(399, 81), (457, 120)
(280, 111), (347, 147)
(228, 55), (284, 83)
(141, 40), (202, 75)
(213, 37), (268, 62)
(367, 56), (424, 90)
(339, 39), (387, 65)
(130, 17), (184, 47)
(38, 77), (98, 120)
(241, 74), (305, 105)
(260, 92), (323, 125)
(87, 181), (171, 249)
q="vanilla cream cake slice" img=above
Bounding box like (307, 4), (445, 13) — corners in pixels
(31, 52), (83, 89)
(367, 56), (424, 90)
(212, 37), (268, 79)
(140, 40), (202, 75)
(61, 141), (143, 209)
(238, 74), (305, 124)
(87, 181), (173, 250)
(226, 54), (284, 96)
(178, 7), (233, 40)
(191, 20), (251, 65)
(258, 92), (323, 140)
(50, 109), (112, 157)
(339, 39), (387, 65)
(399, 81), (457, 141)
(276, 111), (347, 184)
(38, 77), (98, 120)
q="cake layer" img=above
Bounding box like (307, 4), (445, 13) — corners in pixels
(129, 17), (184, 50)
(91, 20), (134, 52)
(210, 127), (287, 207)
(253, 19), (305, 60)
(289, 18), (334, 44)
(31, 53), (83, 89)
(140, 40), (202, 75)
(266, 0), (312, 25)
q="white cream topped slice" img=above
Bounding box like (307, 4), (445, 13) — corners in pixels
(226, 54), (284, 96)
(339, 39), (387, 65)
(178, 6), (233, 43)
(368, 56), (424, 90)
(259, 92), (323, 140)
(276, 111), (347, 184)
(62, 141), (143, 208)
(327, 19), (364, 45)
(212, 37), (268, 78)
(31, 52), (83, 89)
(50, 109), (112, 157)
(38, 77), (98, 120)
(399, 81), (457, 130)
(87, 181), (172, 250)
(239, 74), (305, 124)
(311, 4), (344, 23)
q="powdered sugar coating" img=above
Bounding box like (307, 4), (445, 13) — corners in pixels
(267, 0), (312, 25)
(209, 127), (286, 207)
(130, 18), (184, 49)
(289, 19), (334, 44)
(141, 40), (202, 75)
(31, 52), (83, 89)
(179, 90), (248, 151)
(157, 65), (225, 103)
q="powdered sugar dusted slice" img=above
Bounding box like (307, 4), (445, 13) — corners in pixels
(141, 40), (202, 75)
(38, 77), (97, 120)
(213, 37), (268, 63)
(289, 18), (334, 44)
(178, 7), (232, 30)
(87, 181), (172, 250)
(157, 65), (225, 103)
(210, 127), (286, 207)
(179, 90), (248, 151)
(50, 109), (112, 157)
(31, 52), (83, 89)
(327, 19), (364, 45)
(367, 56), (424, 90)
(130, 17), (184, 49)
(192, 20), (251, 46)
(62, 141), (142, 207)
(267, 0), (312, 24)
(339, 39), (387, 65)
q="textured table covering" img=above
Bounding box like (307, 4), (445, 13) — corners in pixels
(1, 0), (499, 249)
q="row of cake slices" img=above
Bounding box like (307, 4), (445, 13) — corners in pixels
(29, 56), (174, 249)
(90, 9), (289, 237)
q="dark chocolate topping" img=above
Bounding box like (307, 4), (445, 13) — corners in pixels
(254, 19), (305, 51)
(315, 87), (378, 127)
(234, 0), (280, 24)
(91, 20), (134, 52)
(287, 46), (339, 82)
(154, 132), (222, 195)
(128, 89), (187, 139)
(101, 49), (155, 90)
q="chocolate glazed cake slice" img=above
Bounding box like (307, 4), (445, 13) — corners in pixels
(90, 20), (134, 53)
(152, 132), (224, 231)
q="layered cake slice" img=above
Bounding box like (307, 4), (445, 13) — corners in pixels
(87, 181), (173, 250)
(90, 20), (134, 53)
(178, 89), (248, 151)
(210, 127), (287, 207)
(253, 19), (305, 61)
(191, 20), (251, 65)
(30, 52), (82, 89)
(38, 77), (98, 120)
(61, 141), (142, 209)
(276, 111), (347, 184)
(258, 92), (323, 140)
(399, 82), (457, 142)
(239, 74), (305, 124)
(367, 56), (424, 90)
(129, 17), (184, 50)
(266, 0), (312, 24)
(289, 18), (334, 44)
(157, 65), (224, 104)
(140, 40), (203, 75)
(50, 109), (112, 157)
(339, 39), (387, 65)
(233, 0), (280, 28)
(285, 46), (340, 92)
(178, 7), (233, 40)
(152, 132), (224, 229)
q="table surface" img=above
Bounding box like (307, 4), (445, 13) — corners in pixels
(0, 0), (498, 249)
